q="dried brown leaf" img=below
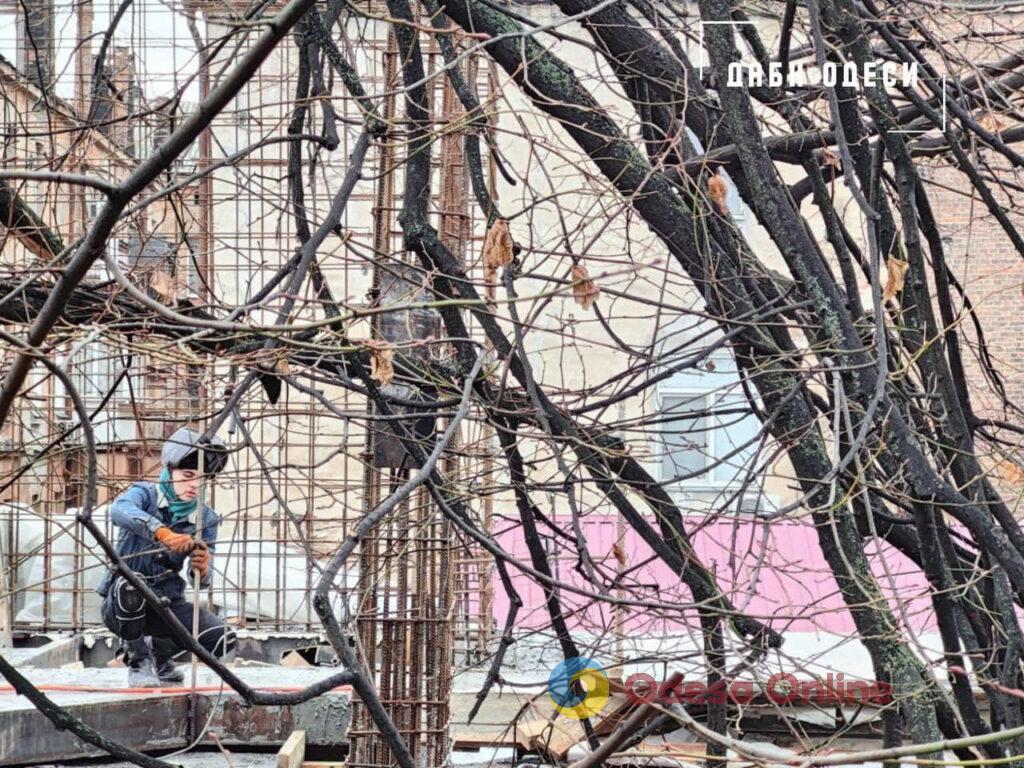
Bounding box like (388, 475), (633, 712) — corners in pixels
(978, 111), (1007, 133)
(483, 218), (514, 272)
(612, 542), (627, 567)
(883, 258), (909, 301)
(571, 264), (600, 310)
(369, 345), (395, 388)
(822, 149), (841, 169)
(997, 459), (1024, 486)
(708, 174), (729, 216)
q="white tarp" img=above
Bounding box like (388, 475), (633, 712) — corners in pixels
(210, 537), (355, 623)
(2, 503), (112, 625)
(3, 504), (352, 626)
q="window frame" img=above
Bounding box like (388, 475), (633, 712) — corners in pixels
(657, 352), (762, 492)
(657, 388), (716, 487)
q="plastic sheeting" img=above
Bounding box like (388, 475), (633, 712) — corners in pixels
(3, 504), (351, 628)
(2, 503), (113, 626)
(210, 538), (355, 624)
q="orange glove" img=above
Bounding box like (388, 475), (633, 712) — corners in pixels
(190, 544), (210, 578)
(155, 527), (196, 555)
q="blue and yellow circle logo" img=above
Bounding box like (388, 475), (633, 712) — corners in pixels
(548, 657), (609, 720)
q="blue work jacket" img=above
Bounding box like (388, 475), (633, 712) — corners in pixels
(95, 481), (219, 601)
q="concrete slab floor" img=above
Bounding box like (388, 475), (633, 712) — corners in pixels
(34, 753), (278, 768)
(0, 664), (351, 706)
(36, 755), (517, 768)
(0, 666), (351, 765)
(2, 635), (80, 668)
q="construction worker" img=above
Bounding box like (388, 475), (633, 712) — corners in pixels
(96, 427), (236, 686)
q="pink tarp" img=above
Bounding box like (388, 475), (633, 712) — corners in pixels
(492, 516), (935, 635)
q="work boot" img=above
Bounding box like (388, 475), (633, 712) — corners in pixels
(155, 657), (184, 684)
(124, 638), (161, 688)
(152, 637), (185, 683)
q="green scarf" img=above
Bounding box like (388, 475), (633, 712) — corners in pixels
(158, 467), (197, 525)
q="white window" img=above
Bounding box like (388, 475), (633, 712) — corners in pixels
(67, 339), (143, 444)
(659, 351), (761, 488)
(70, 341), (116, 405)
(86, 198), (104, 222)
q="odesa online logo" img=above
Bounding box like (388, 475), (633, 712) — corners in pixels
(548, 657), (609, 720)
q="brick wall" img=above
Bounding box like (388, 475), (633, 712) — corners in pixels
(922, 155), (1024, 417)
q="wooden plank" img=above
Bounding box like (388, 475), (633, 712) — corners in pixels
(451, 720), (556, 751)
(277, 730), (307, 768)
(0, 592), (10, 646)
(451, 727), (518, 749)
(518, 719), (555, 751)
(530, 693), (636, 760)
(453, 685), (639, 758)
(626, 742), (706, 758)
(281, 650), (314, 669)
(0, 688), (348, 765)
(594, 693), (637, 735)
(530, 718), (585, 760)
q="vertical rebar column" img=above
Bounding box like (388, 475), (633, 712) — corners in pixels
(349, 23), (461, 765)
(437, 51), (478, 665)
(444, 48), (496, 665)
(350, 26), (396, 768)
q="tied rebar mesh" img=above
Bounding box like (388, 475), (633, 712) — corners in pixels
(0, 4), (496, 762)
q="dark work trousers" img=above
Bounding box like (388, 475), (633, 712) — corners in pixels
(101, 575), (236, 663)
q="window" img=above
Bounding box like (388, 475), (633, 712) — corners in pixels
(184, 251), (203, 293)
(659, 352), (761, 487)
(86, 198), (104, 222)
(68, 338), (143, 445)
(661, 393), (708, 479)
(70, 340), (116, 404)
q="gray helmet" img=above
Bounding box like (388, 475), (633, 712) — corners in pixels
(161, 427), (228, 475)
